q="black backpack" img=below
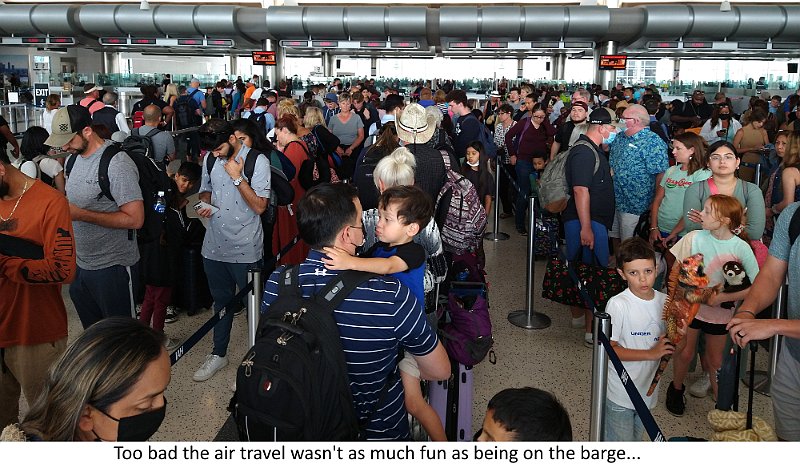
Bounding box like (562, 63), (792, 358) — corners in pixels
(247, 111), (270, 139)
(65, 143), (173, 243)
(230, 266), (378, 441)
(205, 148), (294, 226)
(123, 127), (162, 163)
(297, 136), (332, 190)
(174, 89), (201, 129)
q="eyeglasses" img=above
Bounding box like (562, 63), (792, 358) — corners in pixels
(533, 115), (546, 119)
(709, 153), (737, 162)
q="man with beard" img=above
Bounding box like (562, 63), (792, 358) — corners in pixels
(671, 89), (713, 130)
(192, 119), (270, 382)
(45, 105), (143, 329)
(549, 101), (590, 160)
(0, 151), (75, 429)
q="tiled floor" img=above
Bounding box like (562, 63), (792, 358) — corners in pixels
(56, 215), (775, 441)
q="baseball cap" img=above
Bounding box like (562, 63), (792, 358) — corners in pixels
(572, 101), (589, 111)
(44, 105), (93, 148)
(324, 93), (338, 103)
(588, 108), (614, 125)
(83, 83), (102, 94)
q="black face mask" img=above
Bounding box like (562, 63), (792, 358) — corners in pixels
(93, 399), (167, 442)
(719, 114), (731, 121)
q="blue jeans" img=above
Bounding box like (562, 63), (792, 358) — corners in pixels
(69, 264), (135, 329)
(604, 399), (644, 441)
(203, 258), (261, 357)
(564, 219), (610, 267)
(514, 159), (533, 231)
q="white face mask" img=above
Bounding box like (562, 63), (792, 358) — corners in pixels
(466, 160), (480, 167)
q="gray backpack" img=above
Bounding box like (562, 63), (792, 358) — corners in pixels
(538, 139), (599, 214)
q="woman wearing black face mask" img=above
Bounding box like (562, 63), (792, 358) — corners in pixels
(1, 317), (170, 441)
(700, 103), (741, 145)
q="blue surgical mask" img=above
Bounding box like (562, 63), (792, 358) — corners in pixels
(602, 130), (618, 146)
(769, 107), (777, 114)
(617, 119), (627, 132)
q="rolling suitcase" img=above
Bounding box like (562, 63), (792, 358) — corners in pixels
(429, 358), (474, 441)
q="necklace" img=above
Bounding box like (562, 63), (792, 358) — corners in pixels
(0, 179), (29, 222)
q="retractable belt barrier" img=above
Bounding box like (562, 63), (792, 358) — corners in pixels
(168, 236), (299, 366)
(597, 331), (667, 442)
(499, 163), (522, 196)
(169, 282), (253, 366)
(170, 126), (201, 136)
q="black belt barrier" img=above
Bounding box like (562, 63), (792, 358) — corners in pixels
(499, 163), (522, 196)
(168, 236), (299, 366)
(169, 281), (254, 366)
(598, 331), (667, 442)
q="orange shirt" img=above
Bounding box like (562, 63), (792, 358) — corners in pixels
(0, 180), (75, 346)
(243, 84), (256, 107)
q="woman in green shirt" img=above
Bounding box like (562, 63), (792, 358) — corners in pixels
(649, 132), (711, 248)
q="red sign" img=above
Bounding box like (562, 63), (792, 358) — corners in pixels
(252, 51), (276, 66)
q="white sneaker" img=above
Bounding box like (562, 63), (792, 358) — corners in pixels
(584, 332), (594, 348)
(688, 372), (711, 398)
(571, 316), (586, 328)
(164, 337), (181, 352)
(193, 354), (228, 382)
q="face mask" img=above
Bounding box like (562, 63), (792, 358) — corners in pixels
(93, 399), (167, 442)
(602, 129), (618, 146)
(719, 114), (731, 121)
(466, 160), (480, 167)
(617, 120), (627, 132)
(769, 107), (777, 114)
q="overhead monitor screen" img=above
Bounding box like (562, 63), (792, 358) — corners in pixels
(252, 51), (276, 66)
(599, 55), (628, 70)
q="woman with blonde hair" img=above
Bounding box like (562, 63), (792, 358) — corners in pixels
(2, 317), (170, 441)
(302, 106), (341, 180)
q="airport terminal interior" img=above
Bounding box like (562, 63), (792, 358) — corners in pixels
(1, 0), (796, 442)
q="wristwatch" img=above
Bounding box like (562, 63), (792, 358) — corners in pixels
(232, 176), (244, 187)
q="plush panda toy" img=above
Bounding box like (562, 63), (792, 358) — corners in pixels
(720, 261), (751, 310)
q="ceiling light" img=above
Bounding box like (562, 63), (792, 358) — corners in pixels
(720, 1), (732, 12)
(140, 0), (150, 11)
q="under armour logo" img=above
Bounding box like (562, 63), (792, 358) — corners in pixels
(59, 123), (70, 132)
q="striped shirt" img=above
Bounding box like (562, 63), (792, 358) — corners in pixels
(260, 250), (439, 440)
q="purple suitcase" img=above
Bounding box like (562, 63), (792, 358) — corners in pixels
(429, 360), (473, 441)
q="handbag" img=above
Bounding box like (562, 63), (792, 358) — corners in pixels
(440, 292), (493, 366)
(541, 249), (626, 311)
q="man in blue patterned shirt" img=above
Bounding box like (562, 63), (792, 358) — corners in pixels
(608, 104), (669, 243)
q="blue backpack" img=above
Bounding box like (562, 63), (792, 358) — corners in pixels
(465, 114), (498, 159)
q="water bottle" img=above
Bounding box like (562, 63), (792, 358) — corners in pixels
(153, 191), (166, 214)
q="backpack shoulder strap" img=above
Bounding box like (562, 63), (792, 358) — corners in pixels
(98, 144), (121, 202)
(189, 89), (200, 98)
(277, 264), (302, 298)
(205, 152), (216, 176)
(243, 147), (261, 181)
(439, 149), (451, 171)
(789, 205), (800, 246)
(313, 270), (377, 312)
(65, 153), (78, 178)
(571, 139), (601, 174)
(144, 127), (161, 137)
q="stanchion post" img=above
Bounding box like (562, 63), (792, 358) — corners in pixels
(484, 155), (510, 241)
(750, 282), (786, 395)
(508, 195), (551, 329)
(246, 268), (263, 347)
(589, 311), (611, 441)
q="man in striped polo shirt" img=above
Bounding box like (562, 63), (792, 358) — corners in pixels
(261, 183), (450, 440)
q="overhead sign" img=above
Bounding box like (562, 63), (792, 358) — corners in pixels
(34, 83), (49, 108)
(599, 55), (627, 70)
(252, 51), (276, 66)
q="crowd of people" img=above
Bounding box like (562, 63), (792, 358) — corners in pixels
(2, 72), (800, 442)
